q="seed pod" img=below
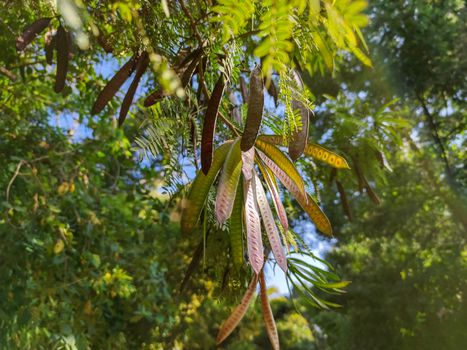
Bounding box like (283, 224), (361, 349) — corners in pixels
(241, 147), (255, 181)
(44, 30), (55, 65)
(144, 90), (167, 107)
(304, 143), (350, 169)
(92, 54), (138, 115)
(244, 176), (264, 274)
(216, 274), (259, 345)
(96, 32), (113, 53)
(259, 271), (280, 350)
(16, 18), (51, 51)
(288, 99), (309, 161)
(181, 141), (233, 234)
(298, 193), (333, 236)
(201, 75), (226, 174)
(216, 139), (242, 224)
(230, 182), (244, 270)
(54, 26), (68, 93)
(181, 51), (202, 88)
(255, 139), (306, 202)
(336, 180), (353, 221)
(364, 179), (381, 205)
(266, 78), (279, 107)
(257, 160), (289, 233)
(255, 173), (287, 272)
(241, 66), (264, 151)
(118, 52), (149, 126)
(239, 75), (248, 103)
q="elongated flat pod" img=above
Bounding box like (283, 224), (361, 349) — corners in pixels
(44, 30), (55, 65)
(241, 147), (255, 181)
(336, 180), (352, 221)
(16, 17), (51, 51)
(258, 134), (287, 146)
(259, 271), (280, 350)
(255, 139), (306, 201)
(216, 139), (242, 224)
(54, 26), (68, 93)
(255, 174), (287, 272)
(144, 90), (167, 107)
(230, 182), (244, 270)
(181, 141), (233, 234)
(363, 178), (381, 205)
(216, 274), (259, 345)
(298, 194), (333, 236)
(304, 143), (350, 169)
(257, 159), (288, 233)
(92, 54), (138, 114)
(119, 52), (149, 126)
(201, 75), (226, 174)
(178, 47), (203, 71)
(241, 66), (264, 151)
(289, 100), (309, 161)
(181, 51), (202, 88)
(266, 78), (279, 107)
(239, 75), (248, 103)
(244, 176), (264, 274)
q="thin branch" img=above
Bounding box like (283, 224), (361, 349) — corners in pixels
(179, 0), (204, 45)
(6, 160), (25, 202)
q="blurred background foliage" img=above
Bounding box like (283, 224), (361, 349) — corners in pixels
(0, 0), (466, 349)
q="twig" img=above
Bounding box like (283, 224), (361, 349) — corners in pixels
(179, 0), (204, 45)
(6, 160), (25, 202)
(219, 111), (241, 136)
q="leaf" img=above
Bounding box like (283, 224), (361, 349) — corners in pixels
(216, 139), (242, 224)
(92, 54), (138, 115)
(201, 75), (226, 174)
(241, 147), (255, 181)
(119, 52), (149, 126)
(289, 99), (309, 161)
(230, 181), (244, 270)
(44, 30), (55, 65)
(241, 66), (264, 151)
(304, 143), (350, 169)
(298, 194), (333, 236)
(257, 158), (288, 233)
(16, 17), (51, 51)
(54, 26), (69, 93)
(181, 141), (233, 234)
(259, 271), (280, 350)
(336, 180), (353, 221)
(244, 176), (264, 274)
(216, 274), (258, 345)
(255, 173), (287, 272)
(255, 139), (306, 201)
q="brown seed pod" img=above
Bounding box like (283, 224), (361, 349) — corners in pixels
(259, 271), (280, 350)
(54, 26), (68, 93)
(180, 51), (202, 88)
(336, 180), (353, 221)
(143, 90), (167, 107)
(91, 54), (138, 115)
(363, 178), (381, 205)
(44, 30), (55, 65)
(241, 66), (264, 151)
(266, 78), (279, 107)
(288, 99), (309, 161)
(239, 75), (248, 103)
(96, 33), (113, 53)
(216, 274), (259, 345)
(118, 52), (149, 126)
(201, 75), (226, 174)
(16, 17), (51, 51)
